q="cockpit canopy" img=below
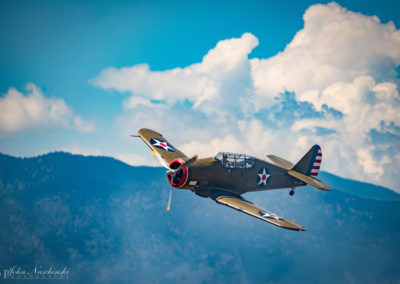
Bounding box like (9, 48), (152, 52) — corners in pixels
(214, 152), (255, 169)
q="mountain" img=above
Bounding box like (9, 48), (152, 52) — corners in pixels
(318, 171), (400, 201)
(0, 152), (399, 283)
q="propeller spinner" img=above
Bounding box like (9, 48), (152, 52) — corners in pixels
(166, 155), (197, 211)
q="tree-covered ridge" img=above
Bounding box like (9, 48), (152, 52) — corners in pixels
(0, 152), (399, 283)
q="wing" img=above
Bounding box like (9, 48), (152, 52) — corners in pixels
(138, 128), (188, 166)
(201, 189), (306, 231)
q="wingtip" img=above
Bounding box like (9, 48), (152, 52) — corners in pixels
(291, 225), (306, 231)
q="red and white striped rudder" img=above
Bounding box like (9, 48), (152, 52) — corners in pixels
(310, 148), (322, 177)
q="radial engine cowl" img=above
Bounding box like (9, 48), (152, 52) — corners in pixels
(167, 158), (189, 188)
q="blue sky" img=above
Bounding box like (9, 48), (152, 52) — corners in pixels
(0, 0), (400, 191)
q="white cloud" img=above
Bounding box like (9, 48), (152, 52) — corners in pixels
(180, 135), (245, 159)
(93, 3), (400, 191)
(250, 2), (400, 107)
(123, 96), (163, 110)
(92, 33), (258, 120)
(356, 148), (390, 177)
(0, 83), (94, 136)
(293, 76), (400, 182)
(61, 145), (104, 156)
(298, 76), (400, 137)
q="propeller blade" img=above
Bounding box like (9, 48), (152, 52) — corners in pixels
(165, 155), (197, 212)
(168, 155), (198, 174)
(151, 151), (170, 169)
(167, 185), (173, 211)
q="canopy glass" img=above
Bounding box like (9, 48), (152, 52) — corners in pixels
(214, 152), (255, 169)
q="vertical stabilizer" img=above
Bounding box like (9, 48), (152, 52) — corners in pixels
(293, 145), (322, 177)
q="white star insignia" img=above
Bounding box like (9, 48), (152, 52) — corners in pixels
(257, 168), (270, 186)
(260, 211), (280, 220)
(152, 138), (174, 152)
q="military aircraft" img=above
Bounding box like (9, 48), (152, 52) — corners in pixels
(134, 128), (331, 231)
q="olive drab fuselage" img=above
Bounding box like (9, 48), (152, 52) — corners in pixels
(176, 157), (306, 195)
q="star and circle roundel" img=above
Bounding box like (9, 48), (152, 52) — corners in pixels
(259, 210), (282, 220)
(150, 138), (176, 152)
(257, 167), (271, 187)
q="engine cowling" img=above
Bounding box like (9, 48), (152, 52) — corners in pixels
(167, 158), (189, 188)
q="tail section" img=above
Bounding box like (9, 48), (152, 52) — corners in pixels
(268, 145), (330, 191)
(293, 145), (322, 177)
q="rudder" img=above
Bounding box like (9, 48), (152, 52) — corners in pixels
(293, 145), (322, 177)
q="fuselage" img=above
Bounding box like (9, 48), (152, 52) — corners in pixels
(169, 155), (306, 195)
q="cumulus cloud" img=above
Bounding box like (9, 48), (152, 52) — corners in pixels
(93, 3), (400, 191)
(92, 33), (258, 120)
(0, 83), (94, 136)
(252, 2), (400, 188)
(296, 77), (400, 141)
(250, 2), (400, 106)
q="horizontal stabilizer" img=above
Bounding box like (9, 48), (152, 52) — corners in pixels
(288, 170), (331, 191)
(267, 155), (294, 170)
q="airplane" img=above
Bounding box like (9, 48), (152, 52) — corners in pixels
(134, 128), (331, 231)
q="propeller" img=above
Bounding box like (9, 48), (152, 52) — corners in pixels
(167, 155), (198, 177)
(166, 155), (198, 211)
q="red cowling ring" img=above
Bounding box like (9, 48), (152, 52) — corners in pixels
(167, 158), (188, 188)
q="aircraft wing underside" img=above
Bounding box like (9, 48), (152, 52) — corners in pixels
(199, 189), (306, 231)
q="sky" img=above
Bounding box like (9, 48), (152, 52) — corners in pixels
(0, 0), (399, 192)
